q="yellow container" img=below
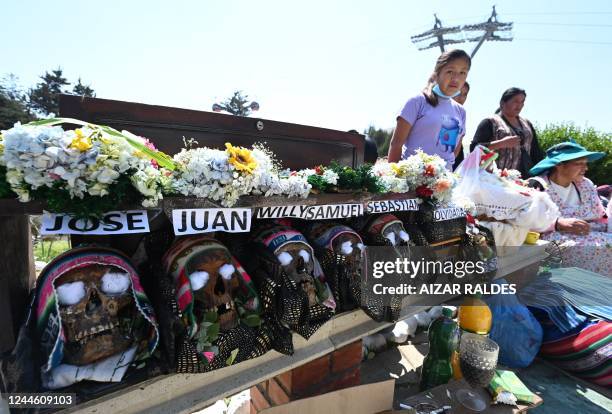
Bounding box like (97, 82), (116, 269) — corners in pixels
(458, 296), (492, 335)
(524, 231), (540, 245)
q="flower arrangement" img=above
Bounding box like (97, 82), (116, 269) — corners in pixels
(374, 150), (456, 204)
(299, 162), (385, 194)
(169, 142), (311, 207)
(0, 118), (175, 216)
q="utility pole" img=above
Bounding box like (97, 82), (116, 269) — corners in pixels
(411, 14), (465, 52)
(462, 6), (513, 58)
(411, 6), (513, 58)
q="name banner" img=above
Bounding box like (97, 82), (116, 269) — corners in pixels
(173, 208), (252, 235)
(433, 207), (466, 222)
(41, 211), (150, 235)
(366, 198), (419, 214)
(255, 203), (363, 220)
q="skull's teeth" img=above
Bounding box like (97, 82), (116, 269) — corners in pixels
(74, 322), (119, 342)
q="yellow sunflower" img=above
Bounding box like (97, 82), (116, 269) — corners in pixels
(225, 143), (257, 174)
(69, 128), (93, 151)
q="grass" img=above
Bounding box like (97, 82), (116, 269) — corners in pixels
(34, 237), (71, 263)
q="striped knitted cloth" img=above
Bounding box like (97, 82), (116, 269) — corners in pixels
(539, 319), (611, 387)
(162, 235), (261, 339)
(35, 246), (159, 389)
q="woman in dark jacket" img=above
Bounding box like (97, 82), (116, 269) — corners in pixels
(470, 87), (544, 177)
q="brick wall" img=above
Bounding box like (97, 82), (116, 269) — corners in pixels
(250, 340), (362, 413)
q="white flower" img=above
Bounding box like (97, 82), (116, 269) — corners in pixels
(1, 123), (165, 206)
(322, 169), (339, 185)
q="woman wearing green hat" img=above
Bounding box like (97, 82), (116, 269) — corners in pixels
(528, 141), (610, 275)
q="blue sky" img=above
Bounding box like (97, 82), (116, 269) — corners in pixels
(3, 0), (612, 144)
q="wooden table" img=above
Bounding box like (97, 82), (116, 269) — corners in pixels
(401, 379), (543, 413)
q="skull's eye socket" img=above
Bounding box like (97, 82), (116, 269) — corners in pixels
(276, 252), (293, 266)
(101, 272), (131, 295)
(384, 232), (397, 246)
(298, 249), (310, 264)
(56, 281), (86, 305)
(340, 241), (354, 255)
(218, 263), (235, 280)
(189, 271), (209, 291)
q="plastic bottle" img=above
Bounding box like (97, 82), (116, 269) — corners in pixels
(419, 307), (460, 390)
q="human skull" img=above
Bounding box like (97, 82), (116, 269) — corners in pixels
(55, 264), (138, 366)
(381, 221), (410, 247)
(186, 247), (240, 332)
(361, 215), (410, 247)
(331, 232), (365, 283)
(275, 242), (317, 307)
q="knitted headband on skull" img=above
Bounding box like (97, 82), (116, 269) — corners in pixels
(35, 246), (159, 388)
(251, 225), (336, 311)
(305, 222), (364, 251)
(365, 214), (404, 239)
(162, 235), (261, 338)
(253, 226), (315, 256)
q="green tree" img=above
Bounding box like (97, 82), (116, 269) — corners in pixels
(214, 91), (259, 116)
(536, 122), (611, 185)
(28, 68), (70, 116)
(0, 74), (34, 130)
(72, 78), (96, 97)
(365, 125), (394, 157)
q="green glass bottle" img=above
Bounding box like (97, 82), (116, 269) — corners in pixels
(419, 307), (460, 391)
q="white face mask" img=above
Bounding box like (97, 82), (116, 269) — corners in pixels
(433, 84), (460, 99)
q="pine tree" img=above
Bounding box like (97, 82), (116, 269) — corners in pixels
(72, 78), (96, 98)
(28, 68), (70, 117)
(215, 91), (259, 116)
(0, 74), (34, 130)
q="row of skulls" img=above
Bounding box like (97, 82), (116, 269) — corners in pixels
(37, 213), (413, 384)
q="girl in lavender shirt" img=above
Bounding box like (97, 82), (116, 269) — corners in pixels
(387, 49), (471, 170)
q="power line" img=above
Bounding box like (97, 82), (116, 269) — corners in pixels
(504, 11), (612, 16)
(516, 37), (612, 45)
(515, 22), (612, 28)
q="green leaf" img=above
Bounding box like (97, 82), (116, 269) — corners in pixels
(26, 117), (88, 127)
(226, 348), (239, 366)
(118, 129), (176, 170)
(24, 117), (176, 171)
(243, 314), (261, 328)
(204, 311), (219, 324)
(207, 322), (220, 341)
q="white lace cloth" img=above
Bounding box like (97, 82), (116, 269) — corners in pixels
(455, 147), (558, 232)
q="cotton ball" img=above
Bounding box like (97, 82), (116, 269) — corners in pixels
(101, 272), (131, 294)
(219, 264), (235, 280)
(384, 232), (397, 246)
(341, 241), (353, 255)
(298, 249), (310, 263)
(276, 252), (293, 266)
(357, 243), (365, 252)
(56, 281), (86, 305)
(189, 271), (209, 291)
(399, 230), (410, 242)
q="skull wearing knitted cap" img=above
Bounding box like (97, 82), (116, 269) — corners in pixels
(254, 225), (319, 308)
